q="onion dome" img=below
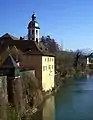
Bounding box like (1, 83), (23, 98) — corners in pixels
(28, 12), (40, 29)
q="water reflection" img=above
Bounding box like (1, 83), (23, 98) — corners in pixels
(87, 74), (90, 80)
(34, 75), (93, 120)
(33, 96), (55, 120)
(43, 96), (55, 120)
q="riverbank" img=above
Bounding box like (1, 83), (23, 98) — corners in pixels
(21, 71), (87, 120)
(21, 77), (70, 119)
(21, 87), (58, 120)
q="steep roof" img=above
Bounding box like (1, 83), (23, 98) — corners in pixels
(0, 33), (55, 57)
(0, 45), (22, 68)
(1, 54), (18, 68)
(0, 33), (18, 40)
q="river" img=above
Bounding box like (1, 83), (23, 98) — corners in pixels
(32, 75), (93, 120)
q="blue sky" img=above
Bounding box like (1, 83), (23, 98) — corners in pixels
(0, 0), (93, 50)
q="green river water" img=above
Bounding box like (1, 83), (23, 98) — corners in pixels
(33, 75), (93, 120)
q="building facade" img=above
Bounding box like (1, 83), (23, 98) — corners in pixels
(42, 56), (55, 91)
(0, 13), (55, 92)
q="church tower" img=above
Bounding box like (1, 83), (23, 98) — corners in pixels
(28, 12), (40, 42)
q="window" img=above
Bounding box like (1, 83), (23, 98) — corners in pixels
(32, 38), (34, 40)
(49, 65), (51, 70)
(43, 66), (47, 71)
(32, 30), (34, 34)
(50, 58), (51, 61)
(43, 66), (45, 71)
(36, 30), (38, 35)
(36, 38), (38, 42)
(45, 58), (46, 62)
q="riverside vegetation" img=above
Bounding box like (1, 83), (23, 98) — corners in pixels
(0, 35), (87, 120)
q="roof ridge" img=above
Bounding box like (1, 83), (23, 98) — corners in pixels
(0, 33), (18, 40)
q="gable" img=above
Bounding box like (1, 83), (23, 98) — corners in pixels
(0, 33), (18, 40)
(1, 55), (17, 68)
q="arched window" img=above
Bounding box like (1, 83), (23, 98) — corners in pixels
(36, 30), (38, 35)
(36, 38), (38, 42)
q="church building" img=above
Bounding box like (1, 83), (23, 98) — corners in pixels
(0, 13), (55, 92)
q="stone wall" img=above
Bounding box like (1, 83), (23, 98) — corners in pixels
(0, 76), (8, 120)
(11, 70), (43, 117)
(20, 70), (43, 109)
(0, 70), (43, 119)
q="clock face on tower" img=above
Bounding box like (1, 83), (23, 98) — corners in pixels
(35, 22), (39, 27)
